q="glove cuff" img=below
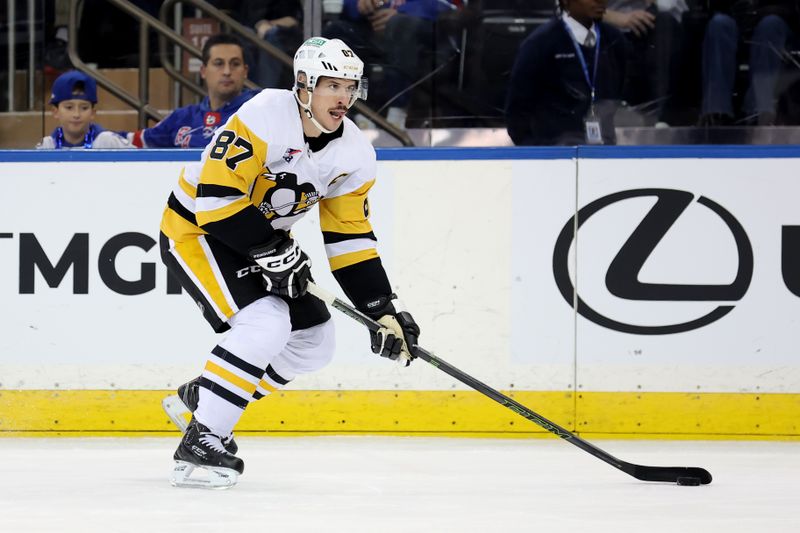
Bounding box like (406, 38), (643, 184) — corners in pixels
(361, 293), (400, 318)
(248, 230), (289, 261)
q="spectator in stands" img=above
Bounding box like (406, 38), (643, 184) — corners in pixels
(698, 0), (800, 126)
(129, 34), (259, 148)
(323, 0), (459, 129)
(603, 0), (685, 125)
(36, 70), (131, 149)
(505, 0), (628, 145)
(238, 0), (304, 88)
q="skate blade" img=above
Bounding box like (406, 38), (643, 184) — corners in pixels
(162, 394), (190, 433)
(170, 461), (239, 490)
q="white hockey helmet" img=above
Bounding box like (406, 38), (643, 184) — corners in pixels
(293, 37), (368, 132)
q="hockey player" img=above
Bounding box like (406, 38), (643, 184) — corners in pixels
(160, 36), (421, 489)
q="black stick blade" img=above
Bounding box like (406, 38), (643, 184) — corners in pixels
(625, 463), (713, 484)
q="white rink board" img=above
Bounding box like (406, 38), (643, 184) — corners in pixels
(0, 158), (552, 390)
(571, 157), (800, 392)
(1, 153), (799, 393)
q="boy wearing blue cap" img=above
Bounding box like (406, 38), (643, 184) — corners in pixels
(37, 70), (131, 149)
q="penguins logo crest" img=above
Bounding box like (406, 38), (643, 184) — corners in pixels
(252, 171), (320, 219)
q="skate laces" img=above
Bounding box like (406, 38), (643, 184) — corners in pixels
(198, 432), (228, 454)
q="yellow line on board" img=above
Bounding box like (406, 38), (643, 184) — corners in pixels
(0, 390), (797, 439)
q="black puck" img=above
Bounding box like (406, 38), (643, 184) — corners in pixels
(677, 476), (701, 486)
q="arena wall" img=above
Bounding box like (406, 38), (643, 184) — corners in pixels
(1, 146), (798, 439)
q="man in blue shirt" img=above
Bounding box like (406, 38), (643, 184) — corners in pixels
(130, 33), (259, 148)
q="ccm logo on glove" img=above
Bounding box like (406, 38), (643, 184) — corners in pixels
(248, 231), (312, 299)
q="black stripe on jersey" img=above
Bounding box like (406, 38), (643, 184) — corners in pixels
(200, 204), (275, 257)
(265, 364), (291, 385)
(198, 376), (248, 409)
(211, 345), (264, 379)
(322, 231), (377, 244)
(332, 257), (392, 313)
(253, 391), (264, 400)
(167, 192), (198, 225)
(197, 183), (245, 198)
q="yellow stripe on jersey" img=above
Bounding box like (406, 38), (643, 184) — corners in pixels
(205, 361), (258, 395)
(198, 115), (268, 192)
(195, 196), (253, 228)
(172, 238), (235, 318)
(329, 248), (379, 270)
(160, 207), (207, 242)
(178, 174), (196, 199)
(258, 379), (277, 393)
(319, 179), (375, 235)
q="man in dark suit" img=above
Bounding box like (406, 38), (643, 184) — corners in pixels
(505, 0), (629, 145)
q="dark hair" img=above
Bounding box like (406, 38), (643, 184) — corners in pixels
(201, 33), (245, 65)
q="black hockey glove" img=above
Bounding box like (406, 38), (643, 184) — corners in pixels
(363, 294), (420, 366)
(249, 230), (311, 299)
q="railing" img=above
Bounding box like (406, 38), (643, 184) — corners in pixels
(5, 0), (37, 111)
(63, 0), (413, 144)
(68, 0), (172, 127)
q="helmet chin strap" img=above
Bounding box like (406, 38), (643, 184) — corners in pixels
(294, 89), (336, 135)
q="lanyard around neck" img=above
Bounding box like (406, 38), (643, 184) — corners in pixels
(54, 124), (97, 149)
(563, 20), (601, 104)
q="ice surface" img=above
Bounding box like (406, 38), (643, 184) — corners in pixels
(0, 437), (797, 532)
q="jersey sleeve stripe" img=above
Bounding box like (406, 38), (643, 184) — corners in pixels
(322, 230), (377, 244)
(167, 192), (198, 225)
(195, 197), (252, 227)
(196, 194), (247, 213)
(319, 216), (373, 235)
(197, 183), (246, 198)
(172, 183), (196, 213)
(328, 248), (380, 271)
(178, 174), (196, 199)
(325, 238), (377, 259)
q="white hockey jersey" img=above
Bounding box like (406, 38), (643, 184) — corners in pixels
(161, 88), (380, 272)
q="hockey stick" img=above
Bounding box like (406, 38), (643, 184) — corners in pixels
(306, 282), (712, 485)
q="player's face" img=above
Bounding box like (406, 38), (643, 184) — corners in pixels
(310, 76), (359, 131)
(201, 44), (248, 103)
(564, 0), (607, 21)
(53, 99), (96, 140)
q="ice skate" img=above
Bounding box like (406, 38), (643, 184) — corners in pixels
(170, 417), (244, 490)
(162, 377), (238, 453)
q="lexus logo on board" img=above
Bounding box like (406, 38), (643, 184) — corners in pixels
(552, 189), (754, 335)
